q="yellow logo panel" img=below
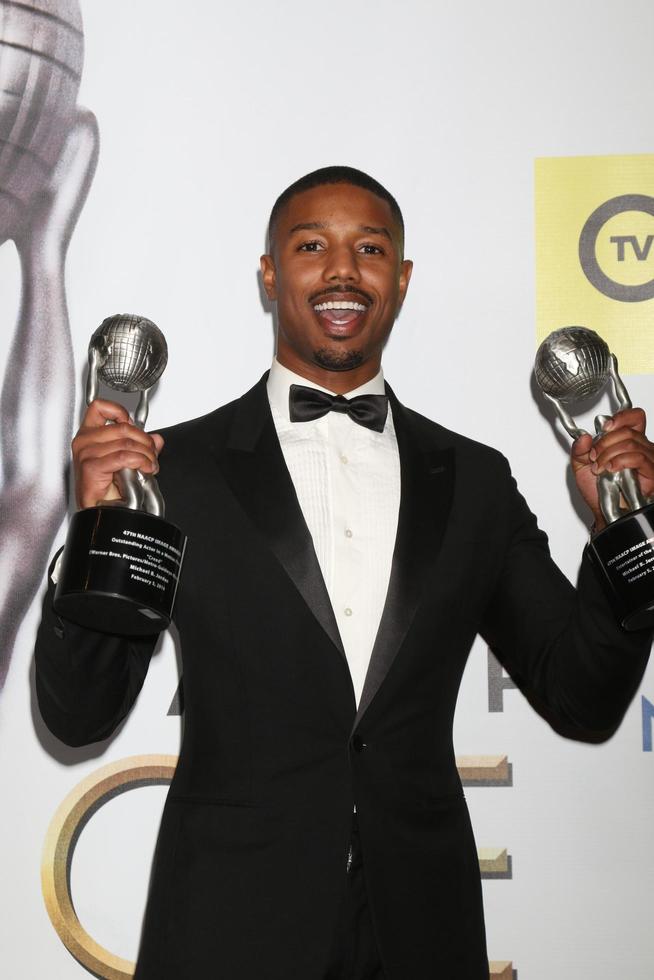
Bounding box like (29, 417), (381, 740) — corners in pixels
(535, 155), (654, 375)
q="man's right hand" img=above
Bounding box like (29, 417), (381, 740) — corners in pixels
(72, 399), (163, 509)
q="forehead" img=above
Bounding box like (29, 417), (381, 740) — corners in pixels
(277, 183), (400, 238)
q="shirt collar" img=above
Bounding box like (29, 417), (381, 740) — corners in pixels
(267, 357), (386, 425)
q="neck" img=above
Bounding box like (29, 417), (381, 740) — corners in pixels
(275, 350), (382, 395)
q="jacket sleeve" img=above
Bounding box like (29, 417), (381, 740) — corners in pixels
(480, 463), (652, 735)
(34, 551), (158, 747)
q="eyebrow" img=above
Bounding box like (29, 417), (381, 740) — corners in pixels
(288, 222), (326, 234)
(288, 221), (392, 241)
(359, 225), (392, 241)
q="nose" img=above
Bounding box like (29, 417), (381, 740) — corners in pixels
(323, 243), (360, 283)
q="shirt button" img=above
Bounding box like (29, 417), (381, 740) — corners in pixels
(340, 454), (348, 464)
(345, 528), (353, 538)
(344, 607), (353, 617)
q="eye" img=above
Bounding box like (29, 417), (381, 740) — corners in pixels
(297, 240), (324, 252)
(359, 243), (384, 255)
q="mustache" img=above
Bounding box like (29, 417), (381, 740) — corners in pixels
(309, 285), (373, 305)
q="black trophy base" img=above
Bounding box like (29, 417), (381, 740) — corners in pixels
(54, 506), (187, 635)
(589, 502), (654, 631)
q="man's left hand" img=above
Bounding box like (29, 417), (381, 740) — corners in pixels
(571, 408), (654, 531)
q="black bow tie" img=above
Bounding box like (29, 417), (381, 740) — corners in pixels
(289, 384), (389, 433)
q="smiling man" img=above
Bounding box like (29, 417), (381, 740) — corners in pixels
(261, 176), (412, 384)
(35, 166), (654, 980)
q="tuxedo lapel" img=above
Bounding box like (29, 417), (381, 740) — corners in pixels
(214, 375), (346, 661)
(354, 389), (455, 728)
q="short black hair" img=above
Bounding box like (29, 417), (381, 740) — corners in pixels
(267, 165), (404, 252)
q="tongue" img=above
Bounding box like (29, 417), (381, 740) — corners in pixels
(319, 309), (361, 324)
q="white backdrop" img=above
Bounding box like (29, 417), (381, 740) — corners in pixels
(1, 1), (654, 977)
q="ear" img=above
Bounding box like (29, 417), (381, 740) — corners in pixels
(260, 254), (277, 300)
(398, 259), (413, 306)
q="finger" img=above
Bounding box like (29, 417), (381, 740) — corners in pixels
(593, 434), (654, 470)
(80, 449), (159, 477)
(75, 451), (158, 509)
(76, 422), (157, 448)
(600, 452), (654, 479)
(77, 438), (160, 472)
(570, 433), (594, 473)
(592, 450), (654, 478)
(74, 449), (156, 509)
(74, 422), (159, 458)
(571, 432), (593, 459)
(590, 427), (652, 460)
(603, 407), (647, 434)
(150, 432), (164, 454)
(82, 398), (132, 428)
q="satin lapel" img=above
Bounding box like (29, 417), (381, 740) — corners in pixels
(214, 376), (345, 661)
(354, 390), (455, 728)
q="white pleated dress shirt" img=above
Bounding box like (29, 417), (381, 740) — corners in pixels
(267, 359), (401, 706)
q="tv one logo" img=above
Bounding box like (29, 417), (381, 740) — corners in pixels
(579, 194), (654, 302)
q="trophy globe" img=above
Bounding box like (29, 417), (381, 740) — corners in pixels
(91, 315), (168, 394)
(534, 327), (611, 404)
(0, 0), (84, 243)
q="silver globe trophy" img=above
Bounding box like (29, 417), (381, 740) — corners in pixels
(535, 326), (654, 630)
(54, 315), (187, 635)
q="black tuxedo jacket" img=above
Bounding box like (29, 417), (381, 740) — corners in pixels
(35, 375), (651, 979)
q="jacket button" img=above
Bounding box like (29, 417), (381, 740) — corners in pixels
(352, 735), (366, 753)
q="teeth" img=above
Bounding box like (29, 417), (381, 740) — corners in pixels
(313, 301), (367, 312)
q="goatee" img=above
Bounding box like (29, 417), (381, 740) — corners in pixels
(312, 348), (364, 372)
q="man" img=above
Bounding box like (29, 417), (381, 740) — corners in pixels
(35, 167), (654, 979)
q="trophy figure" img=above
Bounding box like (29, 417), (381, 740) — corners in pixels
(54, 315), (187, 635)
(535, 326), (654, 630)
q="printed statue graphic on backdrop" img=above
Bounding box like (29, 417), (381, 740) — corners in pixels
(0, 0), (99, 687)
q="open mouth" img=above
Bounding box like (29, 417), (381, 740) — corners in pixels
(312, 298), (369, 331)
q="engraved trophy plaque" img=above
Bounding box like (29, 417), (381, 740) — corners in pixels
(535, 326), (654, 630)
(54, 314), (187, 634)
